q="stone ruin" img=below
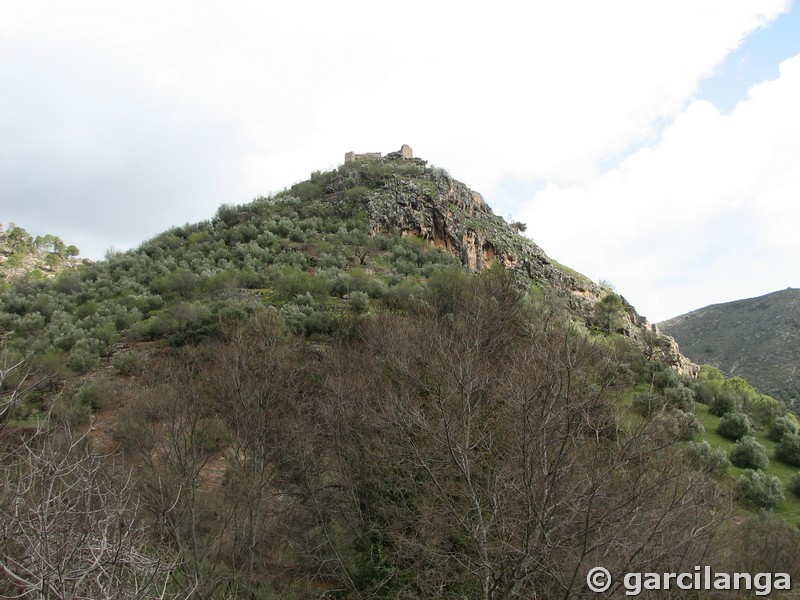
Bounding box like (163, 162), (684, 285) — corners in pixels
(345, 144), (413, 163)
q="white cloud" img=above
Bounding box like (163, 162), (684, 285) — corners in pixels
(0, 0), (790, 274)
(517, 53), (800, 322)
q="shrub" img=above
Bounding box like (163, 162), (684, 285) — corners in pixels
(594, 291), (624, 333)
(768, 414), (799, 442)
(729, 436), (769, 470)
(192, 417), (229, 456)
(790, 473), (800, 498)
(631, 392), (666, 417)
(289, 181), (323, 202)
(73, 379), (114, 412)
(349, 291), (370, 314)
(654, 410), (703, 441)
(111, 350), (145, 376)
(383, 279), (423, 312)
(693, 380), (717, 405)
(652, 365), (680, 391)
(716, 411), (752, 441)
(774, 433), (800, 467)
(744, 393), (782, 428)
(50, 394), (92, 427)
(709, 389), (739, 416)
(664, 385), (695, 412)
(672, 409), (704, 440)
(734, 469), (784, 509)
(686, 441), (730, 478)
(278, 303), (310, 334)
(67, 339), (100, 374)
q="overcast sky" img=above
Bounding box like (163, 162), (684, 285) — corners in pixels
(2, 1), (799, 322)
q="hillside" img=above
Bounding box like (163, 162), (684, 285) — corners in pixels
(659, 288), (800, 405)
(0, 222), (83, 282)
(2, 148), (799, 598)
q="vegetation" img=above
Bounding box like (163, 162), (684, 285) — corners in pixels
(735, 469), (785, 509)
(730, 436), (769, 470)
(2, 157), (800, 596)
(660, 288), (800, 405)
(0, 222), (81, 282)
(717, 411), (753, 440)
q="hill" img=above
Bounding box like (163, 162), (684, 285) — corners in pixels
(0, 222), (83, 282)
(659, 288), (800, 405)
(2, 147), (799, 598)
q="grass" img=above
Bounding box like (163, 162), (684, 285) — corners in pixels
(550, 258), (594, 289)
(694, 402), (800, 524)
(614, 389), (800, 524)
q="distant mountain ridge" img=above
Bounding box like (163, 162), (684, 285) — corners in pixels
(659, 288), (800, 403)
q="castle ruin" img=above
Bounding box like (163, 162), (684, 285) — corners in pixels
(345, 144), (413, 163)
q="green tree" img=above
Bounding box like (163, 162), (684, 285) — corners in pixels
(729, 436), (769, 470)
(735, 469), (784, 509)
(594, 291), (625, 333)
(768, 414), (799, 442)
(716, 411), (752, 441)
(686, 441), (730, 478)
(775, 433), (800, 467)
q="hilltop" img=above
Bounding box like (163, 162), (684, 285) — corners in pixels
(659, 288), (800, 405)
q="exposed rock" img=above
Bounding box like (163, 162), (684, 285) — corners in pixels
(332, 148), (696, 376)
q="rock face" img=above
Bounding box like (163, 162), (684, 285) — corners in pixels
(332, 148), (696, 376)
(362, 155), (598, 308)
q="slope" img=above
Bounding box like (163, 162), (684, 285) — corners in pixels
(659, 288), (800, 404)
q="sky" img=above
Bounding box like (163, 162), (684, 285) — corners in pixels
(1, 1), (799, 322)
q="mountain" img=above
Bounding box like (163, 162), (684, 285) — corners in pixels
(7, 146), (797, 598)
(659, 288), (800, 403)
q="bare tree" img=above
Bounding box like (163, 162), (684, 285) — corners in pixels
(295, 277), (728, 599)
(208, 316), (304, 589)
(0, 424), (178, 599)
(0, 335), (32, 430)
(114, 347), (231, 597)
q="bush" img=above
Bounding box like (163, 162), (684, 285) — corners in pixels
(790, 473), (800, 498)
(631, 392), (665, 417)
(686, 441), (730, 478)
(709, 388), (739, 416)
(654, 410), (703, 441)
(774, 434), (800, 467)
(111, 350), (145, 376)
(73, 379), (114, 412)
(349, 291), (370, 314)
(67, 339), (100, 374)
(768, 414), (799, 442)
(729, 436), (769, 470)
(693, 380), (717, 405)
(716, 411), (752, 441)
(652, 365), (680, 391)
(664, 385), (695, 412)
(50, 394), (92, 427)
(192, 417), (229, 456)
(734, 469), (784, 509)
(744, 393), (782, 428)
(671, 409), (704, 440)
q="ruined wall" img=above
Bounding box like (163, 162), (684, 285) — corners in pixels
(345, 151), (383, 163)
(345, 145), (413, 163)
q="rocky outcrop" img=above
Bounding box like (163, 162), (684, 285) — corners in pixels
(334, 148), (697, 376)
(363, 158), (600, 313)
